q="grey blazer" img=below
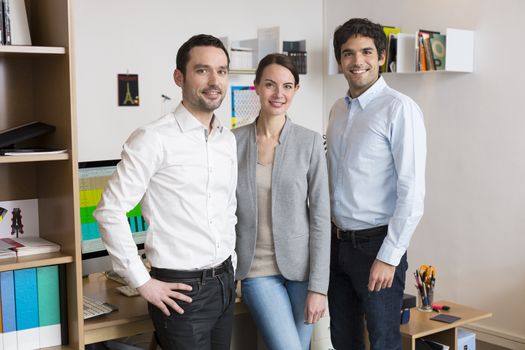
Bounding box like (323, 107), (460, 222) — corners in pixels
(233, 117), (331, 294)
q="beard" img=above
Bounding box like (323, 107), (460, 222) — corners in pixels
(189, 85), (225, 112)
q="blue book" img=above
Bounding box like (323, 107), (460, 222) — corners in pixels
(1, 270), (17, 349)
(14, 268), (40, 349)
(37, 265), (62, 347)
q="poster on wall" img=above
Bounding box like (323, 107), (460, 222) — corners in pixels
(118, 74), (140, 106)
(231, 86), (260, 129)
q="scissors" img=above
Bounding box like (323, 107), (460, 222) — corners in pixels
(419, 265), (436, 284)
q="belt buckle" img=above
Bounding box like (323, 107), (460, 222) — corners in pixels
(336, 227), (343, 240)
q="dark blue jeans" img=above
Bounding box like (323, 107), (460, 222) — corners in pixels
(328, 232), (408, 350)
(148, 260), (235, 350)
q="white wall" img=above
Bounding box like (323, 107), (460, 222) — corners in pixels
(324, 0), (525, 344)
(72, 0), (324, 161)
(73, 0), (525, 345)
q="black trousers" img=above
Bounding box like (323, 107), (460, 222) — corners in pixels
(328, 232), (407, 350)
(148, 259), (236, 350)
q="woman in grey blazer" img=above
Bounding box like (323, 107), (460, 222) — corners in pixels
(233, 53), (331, 350)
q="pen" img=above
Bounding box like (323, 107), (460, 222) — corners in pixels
(414, 272), (421, 288)
(421, 279), (428, 306)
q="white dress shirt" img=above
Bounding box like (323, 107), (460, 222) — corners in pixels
(94, 103), (238, 288)
(327, 77), (426, 266)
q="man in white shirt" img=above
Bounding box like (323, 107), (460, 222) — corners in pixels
(94, 34), (238, 349)
(326, 18), (426, 349)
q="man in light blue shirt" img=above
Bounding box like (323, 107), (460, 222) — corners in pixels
(326, 18), (426, 349)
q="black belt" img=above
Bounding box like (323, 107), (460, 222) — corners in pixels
(332, 223), (388, 242)
(151, 256), (231, 280)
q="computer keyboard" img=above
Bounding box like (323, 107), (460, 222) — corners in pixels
(83, 295), (118, 320)
(105, 270), (127, 285)
(116, 284), (140, 297)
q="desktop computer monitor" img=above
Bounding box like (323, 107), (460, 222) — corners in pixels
(79, 159), (147, 276)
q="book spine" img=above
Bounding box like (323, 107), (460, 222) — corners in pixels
(423, 37), (435, 70)
(2, 0), (10, 45)
(0, 284), (3, 349)
(1, 270), (17, 349)
(59, 264), (69, 345)
(37, 265), (62, 348)
(419, 37), (427, 71)
(1, 0), (5, 45)
(14, 268), (40, 350)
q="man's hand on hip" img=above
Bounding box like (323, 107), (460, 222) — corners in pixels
(368, 259), (396, 292)
(137, 278), (193, 316)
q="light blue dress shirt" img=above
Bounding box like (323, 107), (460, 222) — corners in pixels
(327, 77), (426, 266)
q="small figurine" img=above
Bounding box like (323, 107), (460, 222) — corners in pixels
(10, 208), (24, 238)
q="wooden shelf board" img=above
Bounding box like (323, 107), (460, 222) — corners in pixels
(0, 252), (73, 272)
(0, 45), (66, 55)
(0, 152), (69, 163)
(230, 69), (256, 75)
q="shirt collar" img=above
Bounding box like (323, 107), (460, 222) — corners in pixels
(344, 76), (387, 110)
(173, 103), (224, 134)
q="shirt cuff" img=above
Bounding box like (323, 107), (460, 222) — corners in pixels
(376, 242), (406, 267)
(125, 261), (151, 289)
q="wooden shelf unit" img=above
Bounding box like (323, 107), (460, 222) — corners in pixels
(0, 0), (83, 348)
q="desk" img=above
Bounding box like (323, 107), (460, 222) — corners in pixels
(83, 273), (249, 345)
(400, 300), (492, 350)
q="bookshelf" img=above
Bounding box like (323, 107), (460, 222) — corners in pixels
(386, 28), (474, 74)
(0, 0), (82, 349)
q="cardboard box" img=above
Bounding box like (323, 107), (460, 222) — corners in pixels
(458, 328), (476, 350)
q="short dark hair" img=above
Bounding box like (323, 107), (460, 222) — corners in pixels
(176, 34), (230, 75)
(333, 18), (386, 64)
(254, 53), (299, 86)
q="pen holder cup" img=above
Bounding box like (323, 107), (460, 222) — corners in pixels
(417, 289), (434, 312)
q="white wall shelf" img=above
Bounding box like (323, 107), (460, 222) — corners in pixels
(395, 28), (474, 73)
(328, 28), (474, 75)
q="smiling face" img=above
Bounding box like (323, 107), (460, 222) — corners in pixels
(339, 34), (385, 98)
(174, 46), (229, 118)
(255, 63), (299, 119)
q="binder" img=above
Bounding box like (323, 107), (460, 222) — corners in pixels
(0, 293), (3, 350)
(37, 265), (62, 347)
(1, 270), (17, 350)
(14, 268), (40, 350)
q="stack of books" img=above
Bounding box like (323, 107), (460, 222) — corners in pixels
(416, 30), (446, 71)
(283, 40), (307, 74)
(0, 237), (61, 257)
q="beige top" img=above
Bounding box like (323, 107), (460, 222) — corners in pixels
(246, 163), (280, 278)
